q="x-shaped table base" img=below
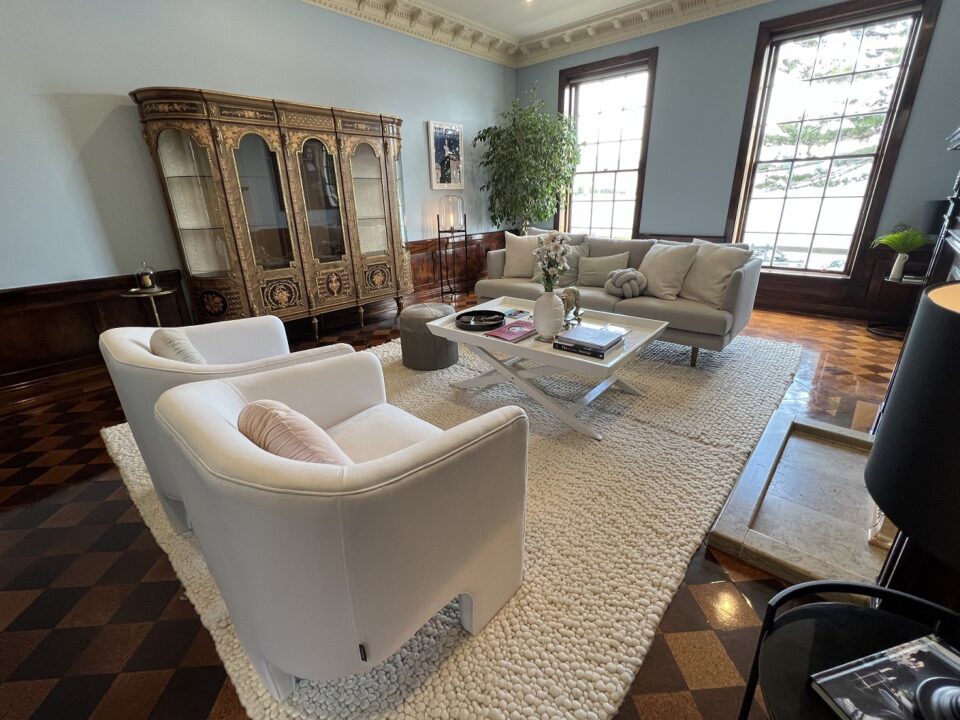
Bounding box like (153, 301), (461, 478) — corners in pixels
(452, 346), (640, 440)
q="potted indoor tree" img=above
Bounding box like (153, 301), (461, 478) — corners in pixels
(473, 90), (580, 233)
(871, 225), (932, 281)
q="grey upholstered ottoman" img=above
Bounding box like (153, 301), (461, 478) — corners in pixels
(399, 303), (458, 370)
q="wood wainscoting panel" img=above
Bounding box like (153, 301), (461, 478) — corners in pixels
(0, 270), (188, 386)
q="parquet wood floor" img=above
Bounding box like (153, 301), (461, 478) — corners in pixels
(0, 304), (901, 719)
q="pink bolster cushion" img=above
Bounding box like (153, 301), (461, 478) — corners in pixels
(237, 399), (353, 466)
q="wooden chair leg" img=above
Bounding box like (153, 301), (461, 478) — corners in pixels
(690, 347), (699, 367)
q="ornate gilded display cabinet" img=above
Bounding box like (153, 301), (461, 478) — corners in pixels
(131, 88), (413, 331)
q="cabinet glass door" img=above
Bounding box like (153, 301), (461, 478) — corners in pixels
(350, 143), (389, 255)
(299, 139), (346, 263)
(157, 129), (230, 277)
(234, 134), (295, 270)
(394, 149), (408, 246)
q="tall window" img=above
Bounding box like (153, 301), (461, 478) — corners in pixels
(560, 50), (657, 239)
(735, 13), (918, 272)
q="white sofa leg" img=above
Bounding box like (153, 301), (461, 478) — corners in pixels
(251, 655), (297, 701)
(157, 493), (190, 534)
(458, 583), (519, 636)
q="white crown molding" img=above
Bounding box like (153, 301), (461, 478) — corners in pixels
(301, 0), (774, 68)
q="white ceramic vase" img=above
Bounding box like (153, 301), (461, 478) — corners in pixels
(889, 252), (909, 281)
(534, 291), (565, 339)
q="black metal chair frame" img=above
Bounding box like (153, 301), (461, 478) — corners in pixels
(738, 580), (960, 720)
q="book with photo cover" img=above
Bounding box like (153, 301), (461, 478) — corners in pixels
(552, 337), (624, 359)
(485, 320), (537, 342)
(503, 308), (531, 320)
(556, 323), (629, 351)
(810, 634), (960, 720)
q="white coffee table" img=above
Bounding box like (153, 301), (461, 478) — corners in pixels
(426, 296), (668, 440)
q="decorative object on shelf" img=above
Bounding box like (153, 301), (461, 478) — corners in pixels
(473, 89), (580, 232)
(871, 224), (932, 281)
(454, 310), (505, 332)
(134, 262), (159, 291)
(439, 195), (464, 231)
(428, 121), (464, 190)
(130, 87), (413, 337)
(865, 282), (960, 572)
(436, 205), (469, 302)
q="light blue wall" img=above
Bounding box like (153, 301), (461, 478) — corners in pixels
(516, 0), (960, 238)
(0, 0), (515, 288)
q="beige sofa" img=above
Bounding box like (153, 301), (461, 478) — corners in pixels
(475, 237), (762, 365)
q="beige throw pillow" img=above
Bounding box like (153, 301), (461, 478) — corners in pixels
(638, 244), (699, 300)
(150, 329), (206, 364)
(525, 226), (588, 245)
(238, 399), (353, 465)
(576, 251), (631, 287)
(680, 239), (753, 308)
(503, 231), (541, 278)
(533, 242), (589, 287)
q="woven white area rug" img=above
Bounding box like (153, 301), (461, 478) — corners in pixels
(102, 336), (801, 720)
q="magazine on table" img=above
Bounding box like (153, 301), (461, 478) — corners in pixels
(485, 320), (537, 342)
(502, 308), (531, 320)
(552, 338), (624, 359)
(810, 634), (960, 720)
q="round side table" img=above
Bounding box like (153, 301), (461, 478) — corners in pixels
(120, 287), (177, 327)
(739, 581), (960, 720)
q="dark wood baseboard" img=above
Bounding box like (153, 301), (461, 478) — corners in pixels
(0, 269), (189, 387)
(1, 232), (506, 391)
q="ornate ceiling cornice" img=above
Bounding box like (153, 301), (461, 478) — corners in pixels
(301, 0), (774, 68)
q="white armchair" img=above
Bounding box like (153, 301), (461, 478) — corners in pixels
(154, 352), (528, 700)
(99, 315), (354, 533)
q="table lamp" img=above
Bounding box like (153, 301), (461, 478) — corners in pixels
(864, 281), (960, 571)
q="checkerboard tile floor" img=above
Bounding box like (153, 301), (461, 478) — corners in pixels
(0, 307), (900, 719)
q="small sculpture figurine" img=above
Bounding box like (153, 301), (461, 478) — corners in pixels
(560, 287), (581, 328)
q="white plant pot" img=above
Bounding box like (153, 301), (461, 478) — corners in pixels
(889, 253), (909, 281)
(534, 291), (564, 339)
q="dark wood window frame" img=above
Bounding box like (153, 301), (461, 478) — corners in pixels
(724, 0), (941, 317)
(557, 48), (658, 237)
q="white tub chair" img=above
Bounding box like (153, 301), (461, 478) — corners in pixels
(154, 352), (528, 700)
(99, 316), (354, 533)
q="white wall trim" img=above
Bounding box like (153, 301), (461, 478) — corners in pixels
(301, 0), (774, 68)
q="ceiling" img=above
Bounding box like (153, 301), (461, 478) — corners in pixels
(422, 0), (639, 40)
(303, 0), (774, 67)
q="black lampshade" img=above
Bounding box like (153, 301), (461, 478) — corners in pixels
(865, 282), (960, 570)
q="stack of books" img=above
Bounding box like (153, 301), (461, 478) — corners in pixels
(553, 323), (629, 359)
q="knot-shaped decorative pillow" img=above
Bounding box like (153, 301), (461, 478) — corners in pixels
(604, 268), (647, 298)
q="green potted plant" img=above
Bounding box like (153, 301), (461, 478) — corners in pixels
(473, 89), (580, 233)
(871, 224), (931, 281)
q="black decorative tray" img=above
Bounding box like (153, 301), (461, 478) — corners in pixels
(455, 310), (505, 332)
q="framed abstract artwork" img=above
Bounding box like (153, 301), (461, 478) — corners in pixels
(428, 121), (464, 190)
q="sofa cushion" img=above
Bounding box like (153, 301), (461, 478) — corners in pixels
(586, 237), (655, 268)
(638, 244), (699, 300)
(575, 287), (621, 312)
(150, 329), (207, 364)
(577, 251), (631, 287)
(534, 242), (589, 287)
(503, 231), (540, 278)
(475, 277), (544, 301)
(327, 404), (441, 463)
(680, 240), (753, 309)
(526, 227), (587, 245)
(614, 296), (733, 336)
(238, 399), (353, 465)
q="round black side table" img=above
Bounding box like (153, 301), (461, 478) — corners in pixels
(120, 287), (177, 327)
(738, 581), (960, 720)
